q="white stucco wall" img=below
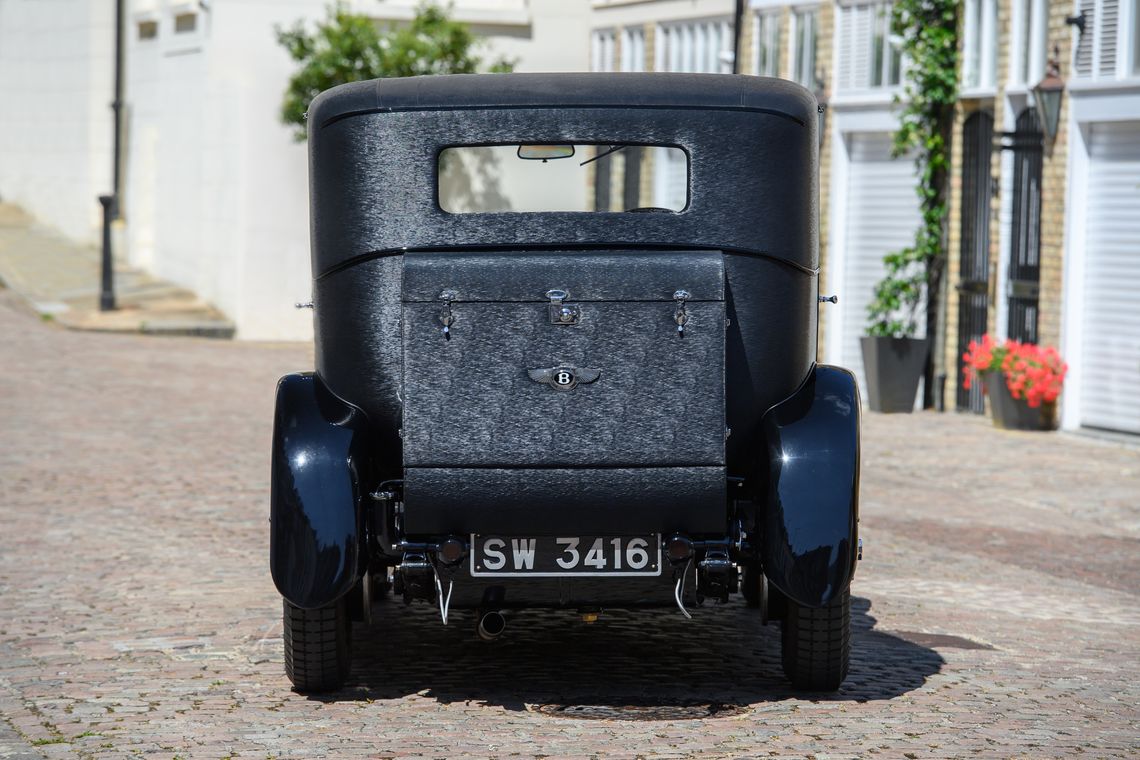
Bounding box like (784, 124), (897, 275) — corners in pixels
(123, 0), (323, 341)
(2, 0), (589, 341)
(124, 0), (589, 341)
(0, 0), (115, 244)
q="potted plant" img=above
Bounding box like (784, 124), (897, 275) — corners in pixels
(860, 0), (957, 413)
(861, 259), (932, 413)
(962, 335), (1067, 430)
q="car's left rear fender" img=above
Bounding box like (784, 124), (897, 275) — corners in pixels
(270, 373), (369, 610)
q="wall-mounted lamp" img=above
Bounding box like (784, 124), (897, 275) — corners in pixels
(814, 73), (828, 149)
(1031, 46), (1065, 153)
(1064, 10), (1085, 33)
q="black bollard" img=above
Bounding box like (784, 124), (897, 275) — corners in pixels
(98, 194), (116, 311)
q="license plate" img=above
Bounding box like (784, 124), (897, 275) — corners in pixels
(470, 534), (661, 577)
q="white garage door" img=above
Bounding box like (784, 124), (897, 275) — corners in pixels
(1081, 121), (1140, 434)
(839, 133), (923, 398)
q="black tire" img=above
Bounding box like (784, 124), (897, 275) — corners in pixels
(283, 598), (351, 693)
(780, 589), (850, 691)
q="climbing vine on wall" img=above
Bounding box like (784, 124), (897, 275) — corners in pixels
(865, 0), (959, 338)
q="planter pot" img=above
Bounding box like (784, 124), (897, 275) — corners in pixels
(983, 372), (1058, 431)
(859, 336), (930, 413)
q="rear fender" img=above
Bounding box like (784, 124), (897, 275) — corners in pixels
(757, 364), (860, 607)
(270, 373), (369, 609)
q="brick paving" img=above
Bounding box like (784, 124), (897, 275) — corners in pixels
(1, 289), (1138, 758)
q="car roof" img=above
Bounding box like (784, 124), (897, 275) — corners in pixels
(308, 73), (816, 131)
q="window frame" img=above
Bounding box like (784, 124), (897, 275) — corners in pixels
(790, 6), (820, 89)
(592, 29), (616, 73)
(164, 2), (206, 54)
(868, 3), (902, 88)
(654, 17), (734, 74)
(1129, 0), (1140, 76)
(834, 1), (904, 94)
(620, 26), (646, 73)
(1007, 0), (1047, 88)
(752, 9), (783, 77)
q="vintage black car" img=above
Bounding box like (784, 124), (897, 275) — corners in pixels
(271, 73), (860, 693)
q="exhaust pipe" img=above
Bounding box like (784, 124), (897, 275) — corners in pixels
(477, 610), (507, 641)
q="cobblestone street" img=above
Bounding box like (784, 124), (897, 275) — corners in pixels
(1, 290), (1138, 758)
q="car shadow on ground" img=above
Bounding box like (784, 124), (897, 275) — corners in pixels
(315, 596), (946, 710)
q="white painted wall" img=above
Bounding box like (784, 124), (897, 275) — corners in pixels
(2, 0), (589, 341)
(591, 0), (735, 30)
(122, 0), (325, 341)
(0, 0), (115, 244)
(123, 0), (589, 341)
(1061, 82), (1140, 432)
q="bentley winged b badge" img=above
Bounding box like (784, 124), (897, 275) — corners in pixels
(528, 366), (601, 391)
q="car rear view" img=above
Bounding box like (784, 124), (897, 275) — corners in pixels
(270, 73), (861, 693)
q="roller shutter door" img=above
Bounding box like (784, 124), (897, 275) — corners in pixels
(840, 133), (923, 399)
(1080, 121), (1140, 434)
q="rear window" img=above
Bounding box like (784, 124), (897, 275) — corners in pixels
(438, 144), (688, 214)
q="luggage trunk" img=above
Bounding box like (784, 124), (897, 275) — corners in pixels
(400, 250), (727, 536)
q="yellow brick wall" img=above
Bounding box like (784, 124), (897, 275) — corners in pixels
(943, 98), (968, 401)
(597, 9), (834, 362)
(1036, 1), (1073, 352)
(815, 3), (834, 362)
(738, 8), (754, 73)
(740, 5), (833, 361)
(644, 22), (656, 71)
(944, 0), (1072, 409)
(778, 8), (792, 78)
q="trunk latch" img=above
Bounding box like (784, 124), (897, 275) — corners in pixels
(438, 289), (458, 339)
(673, 290), (691, 336)
(546, 289), (580, 325)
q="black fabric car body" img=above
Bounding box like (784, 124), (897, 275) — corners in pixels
(270, 73), (861, 693)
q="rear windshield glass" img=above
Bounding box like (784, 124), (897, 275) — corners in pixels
(438, 144), (688, 214)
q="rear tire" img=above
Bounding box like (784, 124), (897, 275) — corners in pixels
(283, 598), (351, 693)
(780, 589), (850, 691)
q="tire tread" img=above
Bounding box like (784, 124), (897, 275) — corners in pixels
(780, 589), (850, 691)
(283, 598), (351, 693)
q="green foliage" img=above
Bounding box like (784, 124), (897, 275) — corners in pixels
(276, 2), (515, 141)
(866, 0), (959, 337)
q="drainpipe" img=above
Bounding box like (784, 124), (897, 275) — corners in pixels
(732, 0), (745, 74)
(112, 0), (124, 217)
(100, 0), (124, 311)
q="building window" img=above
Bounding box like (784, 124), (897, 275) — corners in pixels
(791, 9), (818, 88)
(1134, 0), (1140, 74)
(174, 12), (197, 34)
(621, 27), (646, 72)
(963, 0), (998, 89)
(592, 29), (615, 72)
(869, 5), (901, 87)
(836, 2), (903, 91)
(656, 19), (733, 73)
(752, 11), (782, 77)
(1009, 0), (1046, 86)
(1074, 0), (1125, 79)
(137, 19), (158, 40)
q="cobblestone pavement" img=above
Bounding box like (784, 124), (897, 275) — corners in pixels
(1, 290), (1138, 759)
